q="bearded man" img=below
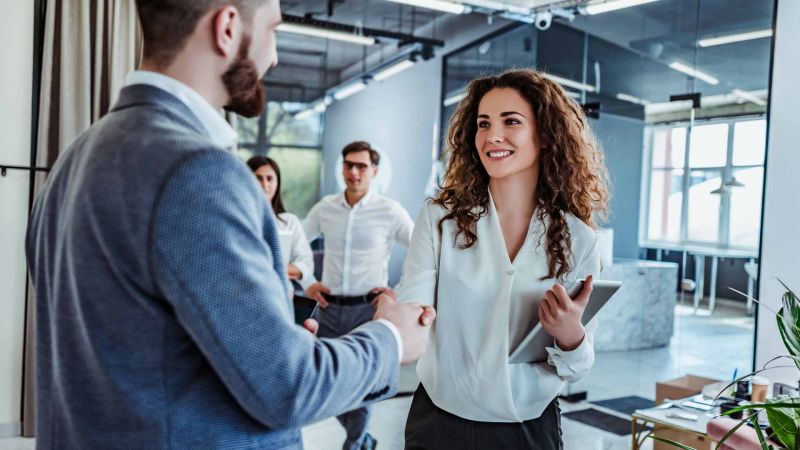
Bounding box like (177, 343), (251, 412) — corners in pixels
(25, 1), (435, 448)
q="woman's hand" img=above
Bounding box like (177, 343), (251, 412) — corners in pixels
(287, 263), (302, 280)
(538, 275), (594, 351)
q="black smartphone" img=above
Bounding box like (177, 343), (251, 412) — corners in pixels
(292, 295), (318, 325)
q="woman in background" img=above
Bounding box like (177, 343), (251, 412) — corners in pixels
(400, 69), (610, 449)
(247, 156), (315, 293)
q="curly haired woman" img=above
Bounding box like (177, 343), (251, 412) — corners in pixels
(399, 69), (610, 449)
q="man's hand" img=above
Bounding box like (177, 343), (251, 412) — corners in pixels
(370, 286), (396, 304)
(538, 275), (593, 351)
(305, 282), (330, 308)
(303, 318), (318, 336)
(287, 263), (302, 280)
(374, 296), (436, 364)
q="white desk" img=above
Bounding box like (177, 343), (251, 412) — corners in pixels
(644, 243), (757, 315)
(632, 402), (715, 450)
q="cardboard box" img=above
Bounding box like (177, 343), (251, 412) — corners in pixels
(653, 425), (712, 450)
(655, 374), (720, 405)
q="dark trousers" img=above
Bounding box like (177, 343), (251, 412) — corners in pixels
(316, 302), (377, 450)
(405, 386), (563, 450)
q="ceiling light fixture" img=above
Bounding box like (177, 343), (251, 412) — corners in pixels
(668, 61), (719, 85)
(293, 108), (315, 120)
(443, 92), (466, 107)
(732, 89), (767, 106)
(373, 59), (416, 81)
(385, 0), (471, 14)
(616, 93), (651, 105)
(698, 29), (772, 48)
(277, 23), (376, 46)
(541, 72), (596, 92)
(580, 0), (659, 15)
(333, 81), (368, 101)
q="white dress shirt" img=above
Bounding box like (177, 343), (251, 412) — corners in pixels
(303, 190), (414, 295)
(276, 212), (315, 291)
(398, 193), (600, 422)
(124, 71), (237, 150)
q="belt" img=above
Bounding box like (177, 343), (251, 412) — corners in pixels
(323, 292), (379, 306)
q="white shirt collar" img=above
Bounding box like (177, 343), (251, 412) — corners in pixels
(124, 71), (238, 150)
(339, 189), (375, 209)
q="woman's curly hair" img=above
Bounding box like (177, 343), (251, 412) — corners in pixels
(434, 69), (610, 280)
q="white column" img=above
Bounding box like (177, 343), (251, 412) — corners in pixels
(0, 0), (34, 437)
(754, 0), (800, 384)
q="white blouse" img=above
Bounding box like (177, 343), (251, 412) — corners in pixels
(398, 193), (600, 422)
(276, 212), (315, 291)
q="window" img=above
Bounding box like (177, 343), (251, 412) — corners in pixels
(235, 101), (324, 217)
(642, 118), (766, 251)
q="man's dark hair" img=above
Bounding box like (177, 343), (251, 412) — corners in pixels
(341, 141), (380, 166)
(134, 0), (267, 68)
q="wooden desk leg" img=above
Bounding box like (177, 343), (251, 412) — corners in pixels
(631, 418), (641, 450)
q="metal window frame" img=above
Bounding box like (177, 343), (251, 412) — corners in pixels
(639, 114), (767, 253)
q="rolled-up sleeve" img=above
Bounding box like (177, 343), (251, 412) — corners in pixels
(545, 318), (597, 382)
(544, 230), (601, 382)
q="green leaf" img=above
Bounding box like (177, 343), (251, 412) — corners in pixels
(648, 435), (700, 450)
(749, 415), (771, 450)
(764, 396), (799, 449)
(776, 305), (800, 370)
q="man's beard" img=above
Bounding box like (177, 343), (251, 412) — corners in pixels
(222, 34), (266, 118)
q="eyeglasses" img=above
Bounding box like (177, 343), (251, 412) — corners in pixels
(343, 161), (372, 172)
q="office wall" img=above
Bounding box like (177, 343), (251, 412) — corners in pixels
(321, 15), (511, 285)
(589, 113), (644, 259)
(754, 0), (800, 383)
(0, 0), (34, 436)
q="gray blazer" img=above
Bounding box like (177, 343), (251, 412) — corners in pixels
(26, 84), (399, 449)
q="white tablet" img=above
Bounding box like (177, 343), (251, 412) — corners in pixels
(508, 279), (622, 364)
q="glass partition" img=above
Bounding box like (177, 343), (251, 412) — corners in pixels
(441, 0), (775, 409)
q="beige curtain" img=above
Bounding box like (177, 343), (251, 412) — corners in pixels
(23, 0), (141, 437)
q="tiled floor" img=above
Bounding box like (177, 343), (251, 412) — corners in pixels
(0, 298), (751, 450)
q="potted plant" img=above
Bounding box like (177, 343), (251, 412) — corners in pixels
(644, 280), (800, 450)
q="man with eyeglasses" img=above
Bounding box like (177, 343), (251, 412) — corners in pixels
(303, 140), (414, 450)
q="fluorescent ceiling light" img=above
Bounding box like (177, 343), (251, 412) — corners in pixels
(732, 89), (766, 106)
(668, 61), (719, 85)
(698, 29), (772, 47)
(277, 23), (375, 46)
(385, 0), (470, 14)
(616, 93), (650, 105)
(333, 81), (367, 100)
(443, 92), (466, 107)
(582, 0), (659, 15)
(313, 102), (327, 113)
(373, 59), (416, 81)
(541, 72), (596, 92)
(293, 108), (315, 120)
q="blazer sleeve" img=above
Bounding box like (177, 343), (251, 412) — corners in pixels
(149, 150), (399, 430)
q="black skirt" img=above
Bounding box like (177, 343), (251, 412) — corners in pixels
(404, 386), (563, 450)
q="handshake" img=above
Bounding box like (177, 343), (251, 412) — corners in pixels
(373, 295), (436, 365)
(302, 291), (436, 365)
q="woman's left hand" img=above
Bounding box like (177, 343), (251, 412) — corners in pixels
(287, 263), (302, 280)
(538, 275), (594, 351)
